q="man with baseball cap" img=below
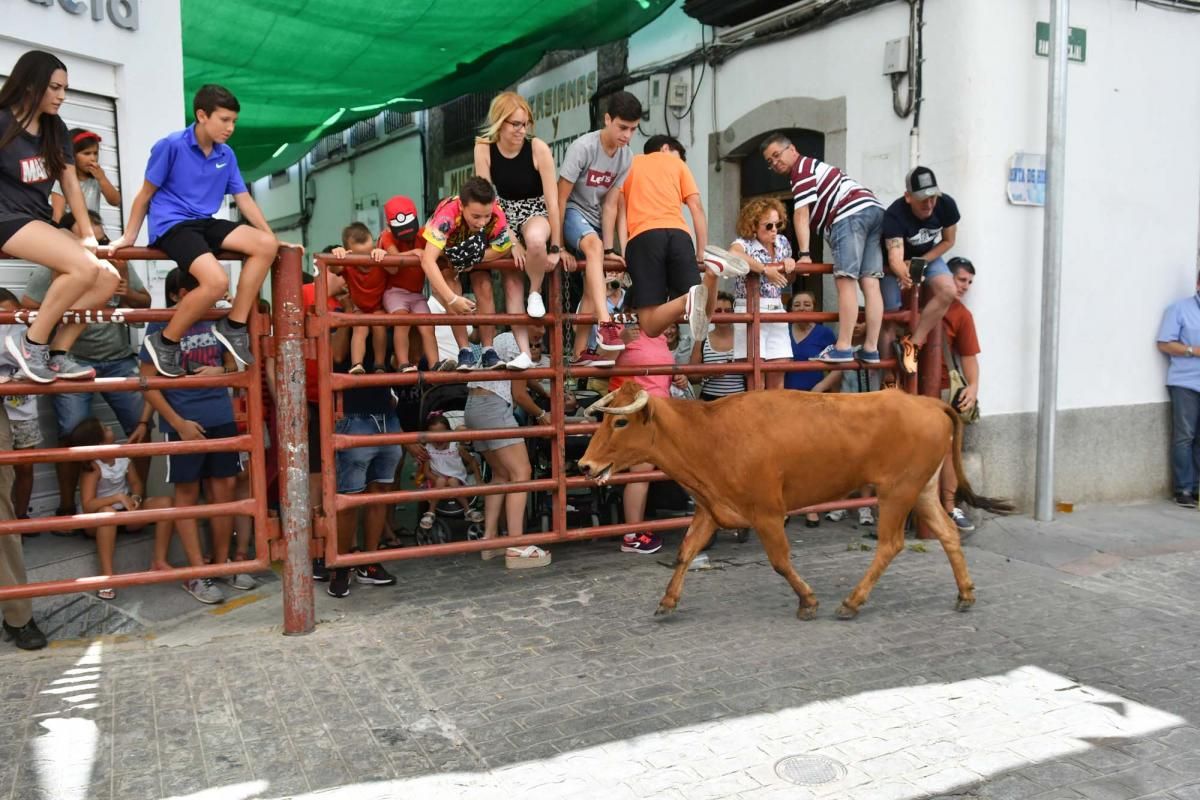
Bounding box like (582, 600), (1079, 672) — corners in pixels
(881, 166), (962, 374)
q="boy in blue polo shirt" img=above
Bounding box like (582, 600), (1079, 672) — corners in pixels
(111, 84), (289, 377)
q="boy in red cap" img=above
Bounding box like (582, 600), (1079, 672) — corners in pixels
(377, 195), (439, 371)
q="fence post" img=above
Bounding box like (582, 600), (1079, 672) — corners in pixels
(273, 246), (315, 635)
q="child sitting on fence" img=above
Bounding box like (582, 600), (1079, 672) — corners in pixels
(69, 417), (172, 600)
(331, 222), (389, 374)
(377, 195), (441, 371)
(416, 411), (484, 533)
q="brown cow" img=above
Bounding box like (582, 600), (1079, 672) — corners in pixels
(578, 383), (1011, 620)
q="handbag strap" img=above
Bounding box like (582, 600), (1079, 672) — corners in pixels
(941, 330), (963, 374)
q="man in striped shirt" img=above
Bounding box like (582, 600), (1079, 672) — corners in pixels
(761, 133), (885, 366)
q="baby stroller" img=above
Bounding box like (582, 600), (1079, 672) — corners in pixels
(414, 382), (486, 545)
(526, 388), (620, 531)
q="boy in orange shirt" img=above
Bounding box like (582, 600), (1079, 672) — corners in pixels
(330, 222), (388, 374)
(606, 135), (745, 342)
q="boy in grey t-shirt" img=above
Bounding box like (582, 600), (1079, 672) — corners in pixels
(556, 91), (642, 365)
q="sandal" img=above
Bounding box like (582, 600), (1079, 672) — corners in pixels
(465, 509), (484, 524)
(97, 588), (116, 600)
(480, 536), (505, 559)
(505, 545), (552, 569)
(419, 512), (435, 530)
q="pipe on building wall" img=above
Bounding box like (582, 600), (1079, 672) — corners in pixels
(1035, 0), (1071, 522)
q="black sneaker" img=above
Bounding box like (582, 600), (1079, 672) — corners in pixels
(143, 331), (185, 377)
(312, 558), (330, 582)
(355, 563), (396, 585)
(1175, 492), (1198, 509)
(327, 568), (351, 598)
(3, 619), (47, 651)
(212, 317), (255, 367)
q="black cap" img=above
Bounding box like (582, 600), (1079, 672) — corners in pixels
(906, 166), (941, 200)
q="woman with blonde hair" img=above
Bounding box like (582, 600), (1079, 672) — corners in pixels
(474, 92), (562, 361)
(728, 197), (797, 389)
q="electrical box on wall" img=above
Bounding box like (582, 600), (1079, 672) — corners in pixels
(354, 205), (381, 233)
(883, 37), (909, 75)
(667, 76), (691, 110)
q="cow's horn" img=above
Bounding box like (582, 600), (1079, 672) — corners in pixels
(597, 390), (649, 415)
(584, 391), (619, 417)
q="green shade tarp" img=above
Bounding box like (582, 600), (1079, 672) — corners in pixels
(182, 0), (674, 179)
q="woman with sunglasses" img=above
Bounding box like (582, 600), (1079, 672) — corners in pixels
(474, 92), (562, 364)
(728, 198), (796, 389)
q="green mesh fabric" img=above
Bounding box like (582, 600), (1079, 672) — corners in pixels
(181, 0), (673, 179)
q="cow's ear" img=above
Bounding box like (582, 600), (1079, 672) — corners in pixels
(639, 404), (653, 423)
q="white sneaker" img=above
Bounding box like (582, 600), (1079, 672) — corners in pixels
(526, 292), (546, 319)
(685, 283), (710, 336)
(183, 578), (224, 605)
(702, 245), (751, 277)
(225, 563), (258, 591)
(506, 351), (535, 371)
(858, 507), (875, 526)
(825, 509), (847, 522)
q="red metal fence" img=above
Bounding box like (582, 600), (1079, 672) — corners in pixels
(0, 246), (941, 635)
(0, 251), (276, 601)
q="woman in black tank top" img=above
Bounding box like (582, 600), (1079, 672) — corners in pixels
(475, 91), (563, 367)
(0, 50), (120, 385)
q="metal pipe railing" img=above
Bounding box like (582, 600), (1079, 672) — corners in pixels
(0, 247), (277, 603)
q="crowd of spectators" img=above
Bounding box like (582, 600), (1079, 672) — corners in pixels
(0, 51), (991, 649)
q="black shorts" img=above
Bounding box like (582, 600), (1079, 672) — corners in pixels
(0, 216), (38, 251)
(164, 421), (243, 484)
(624, 228), (700, 310)
(153, 218), (244, 273)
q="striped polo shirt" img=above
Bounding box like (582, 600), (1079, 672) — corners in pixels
(790, 156), (881, 236)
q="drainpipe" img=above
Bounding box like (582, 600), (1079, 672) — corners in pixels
(1034, 0), (1070, 522)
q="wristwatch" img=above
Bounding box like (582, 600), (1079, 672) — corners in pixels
(547, 244), (561, 254)
(798, 250), (812, 257)
(604, 248), (616, 255)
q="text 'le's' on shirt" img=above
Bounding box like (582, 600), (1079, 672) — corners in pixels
(0, 109), (72, 224)
(560, 130), (631, 229)
(145, 124), (247, 242)
(789, 155), (881, 236)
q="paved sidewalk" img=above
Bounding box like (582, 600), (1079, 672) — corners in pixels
(3, 501), (1200, 799)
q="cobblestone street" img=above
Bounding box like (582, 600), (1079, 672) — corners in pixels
(3, 501), (1200, 799)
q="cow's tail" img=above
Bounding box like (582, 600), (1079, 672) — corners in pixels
(943, 403), (1015, 515)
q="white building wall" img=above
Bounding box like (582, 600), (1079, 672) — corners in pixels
(251, 134), (425, 259)
(1, 1), (184, 237)
(628, 0), (1200, 420)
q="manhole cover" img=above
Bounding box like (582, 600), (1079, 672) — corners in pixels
(775, 754), (846, 786)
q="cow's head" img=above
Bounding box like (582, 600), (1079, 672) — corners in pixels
(578, 383), (656, 485)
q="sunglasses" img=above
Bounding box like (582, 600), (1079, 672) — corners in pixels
(761, 221), (784, 231)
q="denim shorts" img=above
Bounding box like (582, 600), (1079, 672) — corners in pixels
(829, 205), (884, 281)
(882, 254), (952, 311)
(51, 356), (144, 439)
(563, 206), (602, 256)
(335, 413), (402, 493)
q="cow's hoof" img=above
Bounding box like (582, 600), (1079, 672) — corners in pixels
(796, 604), (819, 621)
(836, 603), (859, 620)
(955, 596), (975, 612)
(654, 603), (676, 617)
